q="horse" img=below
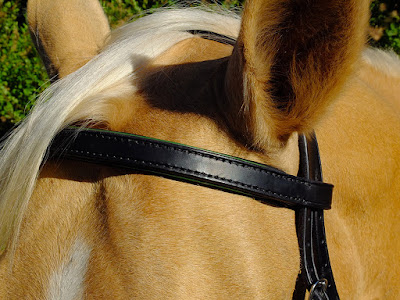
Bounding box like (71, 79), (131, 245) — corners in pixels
(0, 0), (399, 298)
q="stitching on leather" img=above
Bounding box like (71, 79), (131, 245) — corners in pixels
(53, 130), (331, 206)
(64, 147), (307, 204)
(86, 131), (312, 187)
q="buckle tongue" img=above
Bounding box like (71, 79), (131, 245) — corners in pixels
(309, 278), (328, 300)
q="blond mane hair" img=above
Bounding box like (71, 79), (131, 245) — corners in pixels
(0, 7), (241, 253)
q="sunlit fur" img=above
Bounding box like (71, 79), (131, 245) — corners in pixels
(0, 0), (400, 298)
(0, 6), (240, 255)
(225, 0), (370, 147)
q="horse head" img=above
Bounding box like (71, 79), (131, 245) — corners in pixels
(2, 0), (399, 299)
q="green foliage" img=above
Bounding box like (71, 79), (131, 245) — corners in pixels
(0, 0), (49, 133)
(370, 0), (400, 53)
(0, 0), (399, 136)
(100, 0), (175, 28)
(100, 0), (242, 28)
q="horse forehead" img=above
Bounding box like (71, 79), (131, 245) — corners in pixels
(151, 36), (233, 66)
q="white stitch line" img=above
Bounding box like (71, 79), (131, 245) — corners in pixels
(53, 130), (331, 207)
(59, 147), (320, 207)
(83, 131), (313, 186)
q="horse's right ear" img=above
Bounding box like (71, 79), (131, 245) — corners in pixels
(224, 0), (369, 149)
(27, 0), (110, 80)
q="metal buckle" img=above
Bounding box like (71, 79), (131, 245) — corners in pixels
(309, 278), (328, 300)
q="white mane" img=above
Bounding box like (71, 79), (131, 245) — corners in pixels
(362, 47), (400, 78)
(0, 7), (240, 252)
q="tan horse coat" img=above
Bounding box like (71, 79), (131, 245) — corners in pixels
(0, 0), (399, 298)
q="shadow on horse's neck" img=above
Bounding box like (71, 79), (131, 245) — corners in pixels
(138, 57), (228, 116)
(136, 56), (262, 151)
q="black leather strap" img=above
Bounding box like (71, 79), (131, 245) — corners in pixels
(187, 30), (236, 46)
(48, 128), (333, 209)
(43, 30), (337, 299)
(293, 134), (339, 300)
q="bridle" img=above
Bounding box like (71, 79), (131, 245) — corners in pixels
(49, 128), (339, 300)
(47, 31), (340, 300)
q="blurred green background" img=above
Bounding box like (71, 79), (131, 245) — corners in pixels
(0, 0), (399, 135)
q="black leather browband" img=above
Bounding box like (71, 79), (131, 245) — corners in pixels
(49, 128), (333, 210)
(187, 30), (237, 46)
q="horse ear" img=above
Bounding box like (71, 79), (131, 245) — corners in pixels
(224, 0), (369, 148)
(27, 0), (110, 79)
